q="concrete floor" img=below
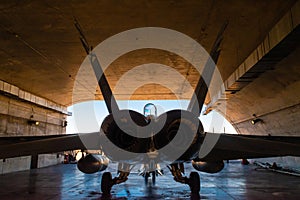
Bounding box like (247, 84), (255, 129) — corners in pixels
(0, 161), (299, 200)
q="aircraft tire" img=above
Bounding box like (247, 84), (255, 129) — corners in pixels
(144, 172), (149, 185)
(101, 172), (113, 195)
(152, 172), (156, 185)
(189, 172), (200, 194)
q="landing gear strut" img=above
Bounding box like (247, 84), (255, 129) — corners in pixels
(144, 171), (156, 185)
(101, 163), (132, 196)
(139, 162), (163, 186)
(168, 163), (200, 195)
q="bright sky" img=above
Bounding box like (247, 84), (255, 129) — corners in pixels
(66, 100), (237, 134)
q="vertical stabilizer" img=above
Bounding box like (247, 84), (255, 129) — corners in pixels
(187, 22), (228, 116)
(74, 19), (119, 114)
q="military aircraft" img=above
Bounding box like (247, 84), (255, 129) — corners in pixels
(1, 21), (300, 198)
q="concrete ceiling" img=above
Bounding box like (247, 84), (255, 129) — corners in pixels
(0, 1), (299, 135)
(0, 0), (295, 103)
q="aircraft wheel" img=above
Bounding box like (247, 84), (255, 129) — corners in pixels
(101, 172), (113, 195)
(151, 172), (156, 185)
(189, 172), (200, 194)
(144, 172), (149, 185)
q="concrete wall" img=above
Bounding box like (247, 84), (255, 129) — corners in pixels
(0, 154), (64, 174)
(0, 85), (68, 174)
(218, 48), (300, 169)
(0, 94), (66, 136)
(234, 103), (300, 136)
(0, 156), (31, 174)
(38, 154), (64, 168)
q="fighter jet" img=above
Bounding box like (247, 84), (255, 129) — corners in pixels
(1, 21), (300, 198)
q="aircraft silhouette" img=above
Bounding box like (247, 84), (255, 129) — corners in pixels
(1, 21), (300, 198)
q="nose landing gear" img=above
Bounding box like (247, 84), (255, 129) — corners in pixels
(139, 162), (163, 186)
(144, 171), (156, 185)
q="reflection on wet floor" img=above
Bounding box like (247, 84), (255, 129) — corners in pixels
(0, 160), (299, 199)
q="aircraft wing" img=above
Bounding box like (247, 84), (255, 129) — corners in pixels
(0, 132), (101, 159)
(2, 131), (300, 162)
(200, 133), (300, 162)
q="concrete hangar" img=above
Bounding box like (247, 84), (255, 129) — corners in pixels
(0, 1), (299, 199)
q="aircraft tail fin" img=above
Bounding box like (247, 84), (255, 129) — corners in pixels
(74, 18), (91, 54)
(187, 21), (228, 116)
(74, 19), (119, 114)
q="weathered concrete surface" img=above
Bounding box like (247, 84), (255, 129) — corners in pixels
(0, 161), (299, 199)
(37, 154), (64, 168)
(0, 156), (30, 174)
(0, 154), (63, 175)
(0, 0), (297, 105)
(0, 93), (66, 136)
(0, 1), (299, 135)
(220, 48), (300, 136)
(0, 81), (67, 173)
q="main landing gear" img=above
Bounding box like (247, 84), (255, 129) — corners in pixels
(168, 163), (200, 195)
(101, 163), (132, 197)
